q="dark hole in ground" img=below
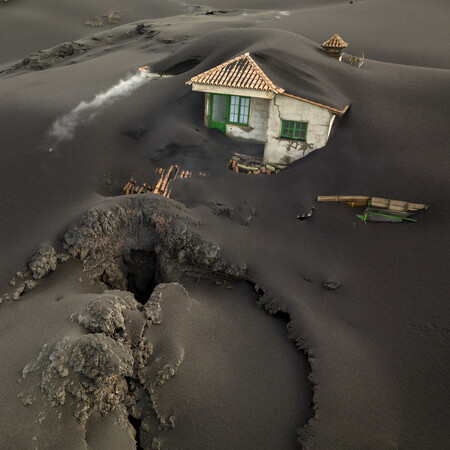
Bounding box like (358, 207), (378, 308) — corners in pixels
(128, 414), (143, 450)
(273, 310), (291, 323)
(123, 249), (159, 303)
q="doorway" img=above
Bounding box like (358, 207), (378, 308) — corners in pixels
(209, 93), (228, 133)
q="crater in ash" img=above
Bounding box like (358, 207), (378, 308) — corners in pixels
(21, 195), (312, 449)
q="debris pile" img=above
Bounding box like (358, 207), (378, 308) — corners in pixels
(317, 195), (430, 223)
(123, 165), (206, 198)
(1, 246), (70, 304)
(228, 153), (287, 174)
(346, 52), (365, 69)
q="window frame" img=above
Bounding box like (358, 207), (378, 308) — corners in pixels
(280, 120), (308, 141)
(228, 95), (250, 126)
(209, 94), (251, 128)
(210, 93), (228, 122)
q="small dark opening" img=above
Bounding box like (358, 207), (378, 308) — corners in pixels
(273, 310), (291, 323)
(128, 414), (143, 450)
(123, 249), (159, 303)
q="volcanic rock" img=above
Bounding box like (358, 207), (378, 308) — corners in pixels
(28, 245), (58, 279)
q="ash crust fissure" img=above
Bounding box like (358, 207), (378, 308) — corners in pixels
(23, 195), (313, 448)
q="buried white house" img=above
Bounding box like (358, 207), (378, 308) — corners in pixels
(186, 52), (350, 164)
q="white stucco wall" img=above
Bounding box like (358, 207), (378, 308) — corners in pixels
(226, 97), (269, 143)
(263, 95), (335, 164)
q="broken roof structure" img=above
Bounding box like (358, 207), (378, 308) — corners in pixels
(187, 52), (350, 164)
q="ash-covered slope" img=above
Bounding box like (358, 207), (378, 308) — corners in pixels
(0, 2), (449, 449)
(2, 195), (310, 449)
(151, 28), (350, 111)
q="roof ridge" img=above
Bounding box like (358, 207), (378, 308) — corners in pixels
(186, 52), (284, 93)
(187, 54), (247, 85)
(243, 53), (284, 93)
(322, 34), (348, 48)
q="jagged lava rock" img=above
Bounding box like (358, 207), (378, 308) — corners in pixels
(28, 245), (58, 279)
(206, 201), (233, 218)
(68, 334), (134, 381)
(75, 290), (139, 336)
(39, 333), (134, 420)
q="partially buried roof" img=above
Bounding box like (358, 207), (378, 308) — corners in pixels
(321, 34), (348, 49)
(187, 52), (349, 116)
(187, 53), (284, 93)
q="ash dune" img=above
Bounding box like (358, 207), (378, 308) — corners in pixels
(0, 0), (449, 449)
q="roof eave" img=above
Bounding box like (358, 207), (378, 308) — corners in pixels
(280, 92), (350, 116)
(189, 82), (277, 99)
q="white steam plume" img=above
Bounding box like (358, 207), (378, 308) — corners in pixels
(49, 74), (148, 142)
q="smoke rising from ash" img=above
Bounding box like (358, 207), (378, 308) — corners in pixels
(49, 74), (148, 143)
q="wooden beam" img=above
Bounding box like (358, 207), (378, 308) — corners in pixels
(317, 195), (370, 203)
(160, 165), (173, 193)
(153, 170), (165, 194)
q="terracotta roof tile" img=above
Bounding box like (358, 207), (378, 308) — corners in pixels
(321, 34), (348, 49)
(186, 53), (284, 93)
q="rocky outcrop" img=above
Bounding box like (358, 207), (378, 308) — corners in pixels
(15, 42), (88, 71)
(23, 290), (151, 425)
(75, 290), (139, 336)
(39, 333), (134, 422)
(206, 201), (233, 218)
(28, 245), (58, 279)
(1, 247), (69, 303)
(144, 289), (163, 325)
(23, 284), (189, 444)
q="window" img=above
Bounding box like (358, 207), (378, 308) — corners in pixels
(229, 95), (250, 125)
(281, 120), (308, 141)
